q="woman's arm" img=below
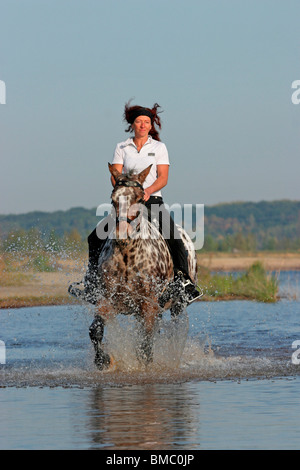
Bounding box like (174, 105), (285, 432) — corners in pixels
(143, 164), (169, 201)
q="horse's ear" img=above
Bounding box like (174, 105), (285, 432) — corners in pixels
(137, 165), (152, 184)
(108, 163), (121, 181)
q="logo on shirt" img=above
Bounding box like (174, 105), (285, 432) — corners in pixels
(148, 153), (155, 156)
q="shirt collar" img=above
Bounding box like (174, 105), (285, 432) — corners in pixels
(124, 136), (152, 147)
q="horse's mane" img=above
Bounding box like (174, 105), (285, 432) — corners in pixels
(121, 169), (139, 181)
(126, 169), (137, 177)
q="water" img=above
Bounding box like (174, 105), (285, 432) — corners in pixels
(1, 271), (300, 449)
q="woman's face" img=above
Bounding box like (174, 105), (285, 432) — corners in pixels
(132, 115), (152, 139)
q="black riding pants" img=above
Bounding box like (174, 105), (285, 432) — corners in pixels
(87, 196), (190, 278)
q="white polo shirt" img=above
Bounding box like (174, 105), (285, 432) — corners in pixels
(112, 136), (170, 197)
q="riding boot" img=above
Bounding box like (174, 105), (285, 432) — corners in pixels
(68, 227), (106, 305)
(144, 197), (201, 308)
(158, 269), (201, 308)
(84, 228), (108, 302)
(68, 259), (100, 305)
(82, 259), (100, 302)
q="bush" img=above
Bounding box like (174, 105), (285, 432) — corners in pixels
(197, 261), (278, 302)
(30, 253), (57, 272)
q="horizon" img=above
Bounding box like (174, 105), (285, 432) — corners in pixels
(1, 197), (299, 218)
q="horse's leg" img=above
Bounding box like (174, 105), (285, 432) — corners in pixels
(136, 301), (159, 366)
(89, 297), (116, 370)
(89, 316), (111, 370)
(137, 323), (155, 365)
(170, 300), (184, 319)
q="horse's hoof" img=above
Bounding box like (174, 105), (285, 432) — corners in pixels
(94, 350), (111, 371)
(102, 354), (116, 373)
(137, 349), (153, 367)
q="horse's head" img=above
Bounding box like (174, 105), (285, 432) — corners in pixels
(108, 163), (152, 242)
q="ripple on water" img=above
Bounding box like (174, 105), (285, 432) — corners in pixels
(1, 338), (297, 389)
(1, 299), (300, 388)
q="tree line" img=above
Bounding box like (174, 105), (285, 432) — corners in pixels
(1, 200), (300, 253)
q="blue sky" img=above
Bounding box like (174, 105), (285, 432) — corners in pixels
(0, 0), (299, 214)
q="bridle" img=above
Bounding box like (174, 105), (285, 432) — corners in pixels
(114, 179), (144, 191)
(112, 179), (145, 227)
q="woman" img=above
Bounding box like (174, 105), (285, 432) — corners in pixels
(70, 101), (200, 306)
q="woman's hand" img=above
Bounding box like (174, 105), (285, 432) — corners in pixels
(142, 166), (169, 201)
(142, 165), (169, 201)
(143, 188), (151, 201)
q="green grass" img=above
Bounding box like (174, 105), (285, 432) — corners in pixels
(0, 270), (33, 287)
(26, 253), (58, 272)
(197, 261), (279, 302)
(0, 294), (76, 309)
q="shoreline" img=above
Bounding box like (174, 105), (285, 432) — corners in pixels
(196, 252), (300, 272)
(1, 252), (299, 309)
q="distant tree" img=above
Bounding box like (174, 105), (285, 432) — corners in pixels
(45, 230), (61, 252)
(202, 234), (217, 251)
(263, 237), (278, 251)
(63, 228), (85, 252)
(2, 228), (44, 253)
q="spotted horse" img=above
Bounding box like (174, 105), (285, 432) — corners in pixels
(73, 164), (199, 370)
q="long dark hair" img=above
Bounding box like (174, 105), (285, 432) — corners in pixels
(123, 100), (163, 141)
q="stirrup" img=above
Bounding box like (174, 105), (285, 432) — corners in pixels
(158, 271), (203, 308)
(181, 278), (203, 304)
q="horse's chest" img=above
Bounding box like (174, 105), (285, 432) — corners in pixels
(99, 240), (172, 284)
(102, 251), (147, 282)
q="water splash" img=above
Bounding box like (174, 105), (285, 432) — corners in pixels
(104, 310), (190, 371)
(1, 342), (296, 388)
(1, 299), (300, 388)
